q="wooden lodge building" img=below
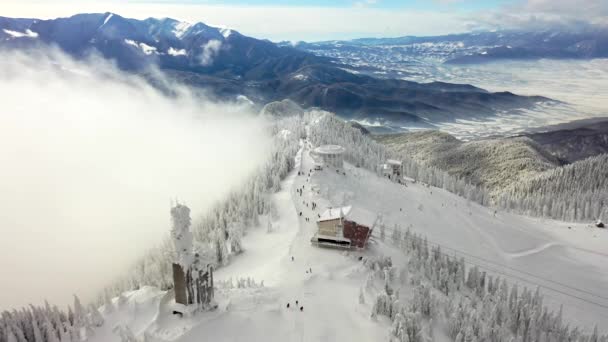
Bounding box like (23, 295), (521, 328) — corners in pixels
(311, 205), (377, 249)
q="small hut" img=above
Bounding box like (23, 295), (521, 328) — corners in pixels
(313, 145), (346, 169)
(382, 159), (403, 181)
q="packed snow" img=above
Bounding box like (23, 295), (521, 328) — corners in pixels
(87, 122), (607, 341)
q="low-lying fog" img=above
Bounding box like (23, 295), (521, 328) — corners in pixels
(412, 59), (608, 139)
(443, 59), (608, 111)
(0, 49), (270, 310)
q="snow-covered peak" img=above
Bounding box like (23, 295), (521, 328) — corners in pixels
(186, 22), (214, 37)
(220, 28), (233, 39)
(173, 21), (192, 39)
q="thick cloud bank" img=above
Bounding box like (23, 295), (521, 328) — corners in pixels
(0, 49), (270, 310)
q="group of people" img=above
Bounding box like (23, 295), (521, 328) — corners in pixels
(286, 300), (304, 312)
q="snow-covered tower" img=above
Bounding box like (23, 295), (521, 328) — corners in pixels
(171, 203), (193, 306)
(170, 203), (215, 310)
(171, 203), (194, 268)
(382, 159), (403, 181)
(313, 145), (346, 169)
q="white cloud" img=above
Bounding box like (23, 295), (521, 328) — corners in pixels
(0, 47), (270, 310)
(200, 39), (222, 66)
(468, 0), (608, 31)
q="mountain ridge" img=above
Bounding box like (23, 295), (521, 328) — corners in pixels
(294, 29), (608, 64)
(0, 13), (548, 127)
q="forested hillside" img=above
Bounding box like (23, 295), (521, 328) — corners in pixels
(375, 131), (560, 193)
(375, 129), (607, 221)
(496, 154), (608, 221)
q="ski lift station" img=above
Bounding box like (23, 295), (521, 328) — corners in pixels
(382, 159), (403, 181)
(312, 145), (346, 169)
(311, 205), (377, 249)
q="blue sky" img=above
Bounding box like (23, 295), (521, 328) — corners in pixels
(2, 0), (605, 41)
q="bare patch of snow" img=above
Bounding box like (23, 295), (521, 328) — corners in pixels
(3, 29), (38, 38)
(220, 28), (232, 39)
(291, 74), (308, 81)
(124, 39), (138, 48)
(173, 21), (192, 39)
(168, 47), (187, 57)
(100, 13), (113, 28)
(124, 39), (158, 55)
(139, 42), (157, 55)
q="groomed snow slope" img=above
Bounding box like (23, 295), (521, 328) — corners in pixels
(92, 133), (607, 341)
(304, 154), (608, 333)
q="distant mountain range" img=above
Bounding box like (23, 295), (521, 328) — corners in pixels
(293, 29), (608, 64)
(0, 13), (549, 127)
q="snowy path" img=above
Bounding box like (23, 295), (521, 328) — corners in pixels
(177, 140), (389, 341)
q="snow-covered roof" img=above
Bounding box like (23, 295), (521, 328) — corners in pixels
(344, 207), (378, 228)
(317, 205), (377, 227)
(318, 205), (351, 222)
(314, 145), (346, 155)
(386, 159), (402, 166)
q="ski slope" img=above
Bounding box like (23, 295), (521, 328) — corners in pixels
(92, 134), (608, 341)
(301, 148), (608, 333)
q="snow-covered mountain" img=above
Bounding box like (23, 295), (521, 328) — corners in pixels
(0, 13), (552, 130)
(293, 29), (608, 65)
(0, 12), (306, 73)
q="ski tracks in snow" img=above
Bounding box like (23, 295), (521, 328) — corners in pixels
(504, 242), (562, 259)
